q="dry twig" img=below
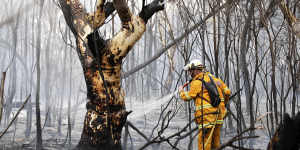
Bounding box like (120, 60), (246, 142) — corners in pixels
(0, 95), (31, 139)
(216, 126), (262, 150)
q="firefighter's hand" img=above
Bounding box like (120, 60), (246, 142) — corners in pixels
(178, 86), (184, 92)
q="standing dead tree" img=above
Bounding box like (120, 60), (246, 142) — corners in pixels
(0, 72), (6, 124)
(58, 0), (164, 149)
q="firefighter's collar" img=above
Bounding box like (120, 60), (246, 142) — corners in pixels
(193, 72), (210, 80)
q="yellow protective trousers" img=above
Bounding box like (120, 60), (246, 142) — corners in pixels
(198, 125), (222, 150)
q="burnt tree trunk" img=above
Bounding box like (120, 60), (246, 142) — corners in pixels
(58, 0), (164, 149)
(35, 0), (45, 149)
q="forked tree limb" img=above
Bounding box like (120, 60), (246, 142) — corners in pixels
(58, 0), (115, 67)
(216, 127), (261, 150)
(113, 0), (164, 25)
(108, 0), (165, 62)
(87, 0), (115, 29)
(59, 0), (114, 37)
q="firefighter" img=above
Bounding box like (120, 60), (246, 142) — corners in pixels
(179, 59), (231, 150)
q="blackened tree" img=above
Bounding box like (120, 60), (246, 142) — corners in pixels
(58, 0), (164, 149)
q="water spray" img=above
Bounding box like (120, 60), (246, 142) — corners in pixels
(127, 80), (191, 120)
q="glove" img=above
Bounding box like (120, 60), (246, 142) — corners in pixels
(178, 86), (184, 92)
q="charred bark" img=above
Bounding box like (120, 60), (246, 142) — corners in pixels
(58, 0), (164, 149)
(139, 0), (164, 23)
(267, 112), (300, 150)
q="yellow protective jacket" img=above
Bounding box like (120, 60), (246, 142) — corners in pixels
(180, 72), (231, 129)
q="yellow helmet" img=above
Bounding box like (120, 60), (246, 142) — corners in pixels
(183, 59), (205, 71)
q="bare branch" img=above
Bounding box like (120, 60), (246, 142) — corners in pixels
(0, 95), (31, 139)
(139, 0), (165, 23)
(216, 127), (262, 150)
(113, 0), (132, 23)
(0, 72), (6, 124)
(127, 121), (151, 142)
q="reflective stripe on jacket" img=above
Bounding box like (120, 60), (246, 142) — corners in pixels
(180, 72), (231, 128)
